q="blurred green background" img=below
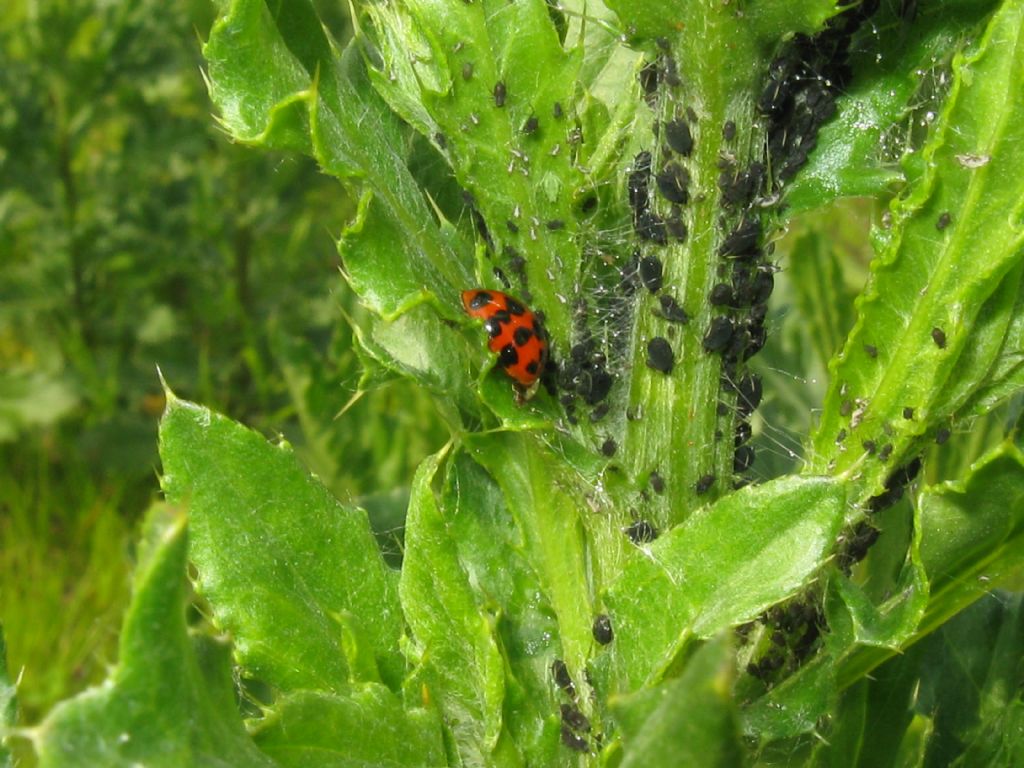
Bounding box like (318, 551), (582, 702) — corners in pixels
(0, 0), (445, 729)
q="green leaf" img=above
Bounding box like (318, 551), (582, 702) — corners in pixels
(158, 391), (403, 694)
(32, 505), (276, 768)
(807, 649), (919, 768)
(205, 0), (471, 313)
(807, 590), (1024, 766)
(398, 448), (507, 765)
(360, 0), (587, 345)
(916, 441), (1024, 624)
(606, 476), (846, 688)
(836, 440), (1024, 691)
(464, 433), (598, 676)
(914, 591), (1024, 766)
(809, 0), (1024, 492)
(441, 451), (561, 765)
(785, 0), (1002, 212)
(955, 262), (1024, 417)
(605, 0), (839, 44)
(358, 303), (481, 422)
(0, 626), (14, 768)
(827, 492), (928, 655)
(252, 687), (445, 768)
(610, 637), (744, 768)
(741, 652), (839, 743)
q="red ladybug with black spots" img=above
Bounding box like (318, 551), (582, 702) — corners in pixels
(462, 289), (549, 392)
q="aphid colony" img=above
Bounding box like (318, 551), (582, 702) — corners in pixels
(629, 38), (790, 497)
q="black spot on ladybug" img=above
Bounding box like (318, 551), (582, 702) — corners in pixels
(646, 337), (674, 373)
(493, 80), (507, 107)
(484, 318), (503, 338)
(513, 326), (534, 346)
(469, 291), (492, 310)
(505, 297), (526, 315)
(703, 316), (735, 352)
(526, 360), (539, 375)
(625, 519), (658, 544)
(664, 118), (693, 156)
(936, 212), (951, 230)
(931, 327), (947, 349)
(592, 614), (614, 645)
(600, 438), (617, 457)
(498, 344), (519, 368)
(656, 162), (689, 204)
(639, 256), (664, 293)
(658, 294), (688, 324)
(734, 444), (755, 472)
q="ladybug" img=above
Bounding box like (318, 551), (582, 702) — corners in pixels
(461, 289), (549, 391)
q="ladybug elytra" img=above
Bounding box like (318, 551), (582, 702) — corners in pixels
(461, 289), (549, 389)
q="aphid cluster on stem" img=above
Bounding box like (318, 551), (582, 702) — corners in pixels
(557, 334), (615, 424)
(550, 659), (597, 753)
(617, 42), (697, 446)
(758, 1), (881, 188)
(744, 595), (827, 684)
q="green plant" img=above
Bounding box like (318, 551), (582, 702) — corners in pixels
(7, 0), (1024, 765)
(0, 0), (446, 739)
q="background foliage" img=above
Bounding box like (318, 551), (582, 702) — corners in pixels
(0, 0), (442, 746)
